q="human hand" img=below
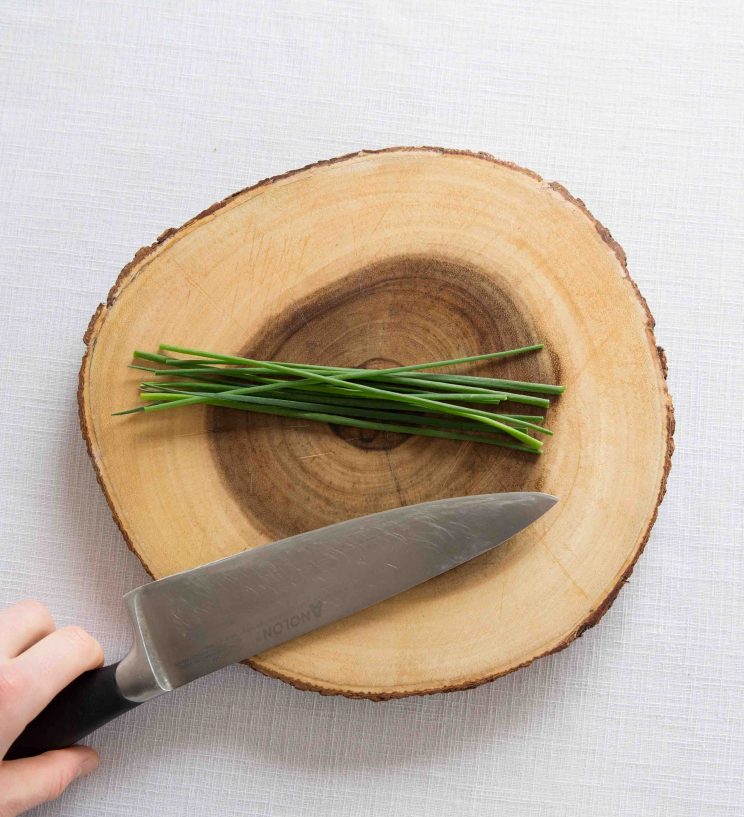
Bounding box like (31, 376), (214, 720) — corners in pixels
(0, 600), (103, 816)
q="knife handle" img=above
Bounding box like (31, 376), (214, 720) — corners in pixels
(4, 662), (141, 760)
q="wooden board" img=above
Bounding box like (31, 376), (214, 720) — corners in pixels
(79, 148), (674, 698)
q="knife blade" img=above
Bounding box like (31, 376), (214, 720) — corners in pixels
(6, 491), (556, 759)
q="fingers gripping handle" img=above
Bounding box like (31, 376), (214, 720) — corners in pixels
(5, 662), (141, 760)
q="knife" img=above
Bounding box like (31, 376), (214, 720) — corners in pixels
(6, 491), (556, 759)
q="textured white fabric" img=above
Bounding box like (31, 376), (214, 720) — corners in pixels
(1, 1), (743, 815)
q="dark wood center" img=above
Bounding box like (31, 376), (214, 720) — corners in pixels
(330, 356), (405, 451)
(208, 255), (558, 542)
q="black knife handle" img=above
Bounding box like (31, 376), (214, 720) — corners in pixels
(4, 662), (141, 760)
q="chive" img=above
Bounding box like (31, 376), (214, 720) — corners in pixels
(140, 384), (547, 431)
(151, 357), (542, 449)
(157, 343), (544, 375)
(136, 362), (551, 408)
(387, 371), (566, 395)
(134, 349), (560, 402)
(140, 387), (550, 436)
(112, 406), (145, 416)
(142, 394), (539, 453)
(150, 348), (546, 398)
(141, 374), (506, 403)
(119, 343), (564, 453)
(156, 348), (544, 445)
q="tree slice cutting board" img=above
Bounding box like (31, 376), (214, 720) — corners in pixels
(79, 147), (674, 699)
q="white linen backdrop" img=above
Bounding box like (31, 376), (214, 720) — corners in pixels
(1, 2), (742, 815)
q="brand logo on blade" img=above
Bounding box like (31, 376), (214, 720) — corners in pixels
(260, 602), (324, 641)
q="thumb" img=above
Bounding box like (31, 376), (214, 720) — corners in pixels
(0, 746), (98, 815)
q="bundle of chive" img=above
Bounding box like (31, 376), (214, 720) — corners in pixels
(116, 343), (564, 454)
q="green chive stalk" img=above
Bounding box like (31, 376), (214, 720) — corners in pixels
(118, 343), (563, 453)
